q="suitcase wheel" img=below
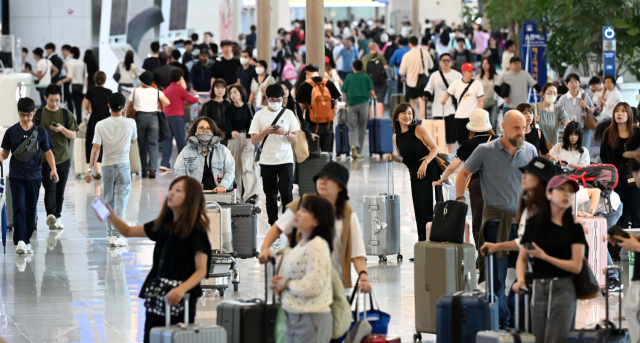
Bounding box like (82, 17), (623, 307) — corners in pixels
(378, 255), (387, 263)
(398, 254), (403, 262)
(219, 287), (225, 297)
(413, 333), (422, 342)
(233, 282), (239, 292)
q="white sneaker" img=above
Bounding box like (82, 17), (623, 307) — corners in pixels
(55, 218), (65, 229)
(25, 244), (34, 254)
(46, 215), (58, 230)
(113, 236), (128, 247)
(15, 255), (32, 272)
(15, 241), (26, 254)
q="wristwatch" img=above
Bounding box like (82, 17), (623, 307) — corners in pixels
(87, 168), (93, 173)
(587, 209), (596, 214)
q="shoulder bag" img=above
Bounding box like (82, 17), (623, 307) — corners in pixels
(583, 92), (599, 130)
(416, 125), (452, 174)
(439, 70), (456, 109)
(13, 125), (40, 163)
(292, 106), (310, 163)
(157, 90), (172, 142)
(125, 89), (137, 119)
(416, 50), (429, 91)
(254, 108), (286, 163)
(453, 79), (475, 111)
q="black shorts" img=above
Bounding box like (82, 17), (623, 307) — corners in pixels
(373, 82), (388, 103)
(455, 118), (471, 145)
(444, 115), (457, 144)
(406, 84), (424, 100)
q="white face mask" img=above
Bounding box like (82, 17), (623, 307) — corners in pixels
(268, 101), (283, 111)
(240, 57), (250, 65)
(544, 94), (557, 104)
(255, 67), (265, 74)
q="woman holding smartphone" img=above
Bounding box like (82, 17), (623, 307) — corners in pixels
(97, 176), (211, 343)
(512, 175), (587, 343)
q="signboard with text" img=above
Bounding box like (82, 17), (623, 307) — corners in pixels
(603, 26), (616, 78)
(520, 21), (547, 103)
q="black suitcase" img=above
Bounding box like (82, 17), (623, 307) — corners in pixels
(297, 139), (332, 196)
(217, 259), (278, 343)
(220, 203), (260, 259)
(567, 266), (629, 342)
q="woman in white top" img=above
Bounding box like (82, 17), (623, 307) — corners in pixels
(128, 71), (170, 178)
(249, 60), (276, 110)
(270, 194), (334, 343)
(115, 50), (139, 93)
(57, 47), (88, 123)
(549, 121), (590, 171)
(324, 57), (342, 95)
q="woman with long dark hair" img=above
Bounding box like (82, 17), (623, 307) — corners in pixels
(82, 71), (113, 178)
(476, 57), (498, 129)
(516, 103), (551, 158)
(83, 49), (99, 90)
(115, 50), (139, 93)
(512, 175), (586, 343)
(600, 102), (640, 227)
(549, 121), (590, 171)
(102, 176), (212, 343)
(386, 103), (441, 243)
(201, 78), (230, 144)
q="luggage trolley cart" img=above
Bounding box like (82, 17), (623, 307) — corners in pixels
(202, 201), (239, 296)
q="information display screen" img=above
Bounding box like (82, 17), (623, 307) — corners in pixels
(110, 0), (129, 36)
(170, 0), (188, 31)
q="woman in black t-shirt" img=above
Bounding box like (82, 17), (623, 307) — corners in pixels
(201, 78), (231, 145)
(516, 103), (550, 158)
(513, 175), (586, 343)
(102, 176), (212, 343)
(82, 72), (112, 176)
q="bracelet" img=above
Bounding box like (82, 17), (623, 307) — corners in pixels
(456, 196), (466, 201)
(358, 271), (368, 277)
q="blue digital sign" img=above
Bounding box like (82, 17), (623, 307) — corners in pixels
(603, 26), (616, 78)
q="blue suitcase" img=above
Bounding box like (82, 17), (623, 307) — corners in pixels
(335, 107), (350, 156)
(436, 254), (499, 343)
(367, 100), (394, 157)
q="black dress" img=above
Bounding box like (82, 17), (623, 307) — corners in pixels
(84, 86), (113, 163)
(395, 125), (442, 241)
(525, 127), (549, 155)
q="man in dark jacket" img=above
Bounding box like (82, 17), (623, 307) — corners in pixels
(170, 49), (190, 86)
(153, 52), (177, 90)
(44, 43), (63, 85)
(190, 49), (213, 92)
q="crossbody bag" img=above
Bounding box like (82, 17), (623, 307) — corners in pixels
(439, 70), (456, 109)
(254, 108), (286, 163)
(453, 79), (475, 111)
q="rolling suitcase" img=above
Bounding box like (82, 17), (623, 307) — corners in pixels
(150, 294), (227, 343)
(414, 241), (476, 337)
(567, 266), (629, 342)
(335, 107), (350, 157)
(390, 94), (406, 112)
(476, 292), (535, 342)
(74, 138), (88, 178)
(204, 189), (238, 204)
(217, 259), (279, 343)
(297, 139), (332, 196)
(363, 161), (401, 262)
(435, 253), (499, 343)
(576, 216), (608, 288)
(220, 203), (260, 259)
(367, 99), (394, 157)
(129, 141), (142, 175)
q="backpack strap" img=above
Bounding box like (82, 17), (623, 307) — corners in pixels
(35, 108), (43, 125)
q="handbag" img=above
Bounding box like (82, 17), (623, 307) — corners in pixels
(157, 90), (172, 142)
(254, 108), (286, 163)
(125, 89), (137, 119)
(498, 83), (511, 98)
(292, 107), (310, 163)
(416, 50), (429, 91)
(346, 279), (391, 335)
(13, 126), (40, 163)
(417, 126), (452, 174)
(429, 200), (469, 243)
(142, 277), (186, 317)
(573, 258), (600, 299)
(582, 93), (599, 130)
(344, 289), (372, 343)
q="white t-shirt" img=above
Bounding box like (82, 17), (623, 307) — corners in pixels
(93, 116), (138, 166)
(576, 186), (621, 213)
(424, 69), (462, 118)
(502, 50), (514, 71)
(37, 58), (52, 85)
(67, 59), (87, 85)
(276, 208), (366, 274)
(248, 107), (301, 165)
(549, 143), (590, 171)
(447, 78), (484, 119)
(128, 87), (164, 112)
(118, 63), (138, 84)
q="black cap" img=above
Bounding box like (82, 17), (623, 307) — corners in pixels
(109, 93), (127, 112)
(519, 157), (556, 183)
(139, 71), (154, 87)
(313, 162), (349, 190)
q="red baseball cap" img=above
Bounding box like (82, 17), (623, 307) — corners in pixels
(546, 175), (579, 193)
(325, 56), (330, 64)
(461, 63), (476, 72)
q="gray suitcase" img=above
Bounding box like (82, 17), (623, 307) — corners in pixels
(220, 203), (260, 259)
(204, 189), (237, 204)
(150, 294), (227, 343)
(414, 241), (477, 335)
(297, 139), (332, 197)
(476, 293), (535, 342)
(363, 161), (401, 262)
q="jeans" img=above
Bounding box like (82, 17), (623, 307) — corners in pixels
(136, 112), (159, 172)
(41, 159), (71, 218)
(160, 116), (187, 168)
(346, 102), (370, 154)
(9, 177), (41, 245)
(260, 163), (293, 225)
(285, 311), (333, 343)
(102, 163), (132, 236)
(71, 87), (84, 124)
(38, 88), (47, 107)
(582, 128), (592, 154)
(485, 105), (497, 132)
(531, 277), (576, 343)
(483, 220), (518, 327)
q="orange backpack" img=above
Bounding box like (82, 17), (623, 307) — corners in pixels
(305, 78), (335, 131)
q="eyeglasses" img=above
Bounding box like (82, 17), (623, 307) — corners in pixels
(47, 98), (60, 103)
(18, 112), (33, 117)
(197, 127), (213, 133)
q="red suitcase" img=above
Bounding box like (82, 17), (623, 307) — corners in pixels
(361, 334), (401, 343)
(576, 216), (608, 288)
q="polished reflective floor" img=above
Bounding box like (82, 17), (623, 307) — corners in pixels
(0, 139), (630, 343)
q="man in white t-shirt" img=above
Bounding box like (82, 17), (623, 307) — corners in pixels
(501, 40), (516, 72)
(441, 63), (484, 144)
(85, 93), (138, 247)
(424, 53), (462, 153)
(249, 84), (301, 225)
(23, 48), (58, 106)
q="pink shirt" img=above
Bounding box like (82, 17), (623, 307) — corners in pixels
(163, 82), (198, 117)
(473, 31), (490, 55)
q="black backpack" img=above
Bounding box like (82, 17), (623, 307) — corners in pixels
(367, 54), (387, 84)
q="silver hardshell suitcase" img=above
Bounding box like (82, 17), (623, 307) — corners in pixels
(150, 294), (227, 343)
(362, 161), (402, 262)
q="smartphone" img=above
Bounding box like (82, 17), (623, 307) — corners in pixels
(51, 122), (60, 127)
(92, 198), (111, 221)
(52, 175), (57, 182)
(523, 242), (535, 250)
(608, 224), (631, 242)
(273, 125), (281, 130)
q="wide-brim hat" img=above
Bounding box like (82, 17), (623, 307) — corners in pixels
(313, 162), (349, 191)
(138, 71), (154, 87)
(466, 108), (492, 132)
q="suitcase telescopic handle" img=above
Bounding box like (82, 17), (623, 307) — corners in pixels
(164, 293), (190, 327)
(386, 160), (394, 196)
(265, 256), (276, 303)
(482, 248), (495, 304)
(515, 287), (530, 333)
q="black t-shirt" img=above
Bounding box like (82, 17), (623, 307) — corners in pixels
(525, 128), (549, 155)
(224, 103), (254, 139)
(212, 57), (241, 86)
(456, 133), (497, 180)
(84, 86), (113, 117)
(139, 221), (212, 298)
(170, 61), (190, 84)
(520, 215), (587, 279)
(295, 76), (341, 106)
